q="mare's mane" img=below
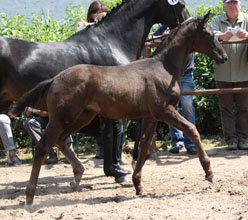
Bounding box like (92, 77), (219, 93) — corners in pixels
(151, 16), (201, 57)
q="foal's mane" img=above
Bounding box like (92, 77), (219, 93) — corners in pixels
(151, 17), (201, 57)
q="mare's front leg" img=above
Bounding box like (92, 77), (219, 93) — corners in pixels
(26, 128), (55, 205)
(132, 118), (157, 195)
(161, 105), (213, 182)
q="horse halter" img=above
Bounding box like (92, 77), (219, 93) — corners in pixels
(168, 0), (192, 26)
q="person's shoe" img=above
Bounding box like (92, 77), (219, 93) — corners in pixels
(104, 167), (128, 183)
(227, 142), (238, 151)
(186, 147), (197, 155)
(46, 149), (58, 164)
(7, 151), (22, 166)
(95, 151), (104, 159)
(238, 141), (248, 150)
(169, 144), (183, 154)
(114, 163), (131, 175)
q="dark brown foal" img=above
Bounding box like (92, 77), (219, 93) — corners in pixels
(12, 11), (227, 203)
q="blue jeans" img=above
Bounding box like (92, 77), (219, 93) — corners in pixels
(169, 72), (195, 149)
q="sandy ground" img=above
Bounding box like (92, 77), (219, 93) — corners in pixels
(0, 147), (248, 220)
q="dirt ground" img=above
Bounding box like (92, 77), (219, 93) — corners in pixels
(0, 147), (248, 220)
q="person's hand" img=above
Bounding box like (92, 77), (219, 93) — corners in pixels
(37, 110), (48, 117)
(162, 27), (170, 35)
(24, 107), (33, 116)
(8, 111), (16, 119)
(236, 29), (248, 39)
(218, 31), (233, 41)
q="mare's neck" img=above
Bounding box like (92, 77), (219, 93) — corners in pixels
(70, 0), (158, 65)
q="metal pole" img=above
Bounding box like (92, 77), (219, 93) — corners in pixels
(181, 88), (248, 96)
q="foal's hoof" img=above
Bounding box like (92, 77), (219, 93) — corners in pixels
(205, 174), (214, 183)
(135, 188), (143, 195)
(26, 197), (34, 206)
(70, 181), (78, 191)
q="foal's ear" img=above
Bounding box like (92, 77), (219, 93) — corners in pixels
(203, 10), (211, 23)
(199, 10), (211, 29)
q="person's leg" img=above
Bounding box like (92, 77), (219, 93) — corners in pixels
(169, 72), (196, 154)
(234, 81), (248, 149)
(216, 81), (238, 150)
(112, 120), (129, 174)
(133, 119), (142, 161)
(101, 118), (128, 183)
(24, 116), (58, 163)
(24, 116), (48, 144)
(169, 111), (185, 153)
(180, 73), (196, 154)
(0, 114), (22, 165)
(95, 135), (104, 159)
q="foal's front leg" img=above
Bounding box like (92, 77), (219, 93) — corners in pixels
(132, 119), (157, 195)
(161, 105), (213, 181)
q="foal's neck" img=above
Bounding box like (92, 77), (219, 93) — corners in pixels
(154, 25), (195, 77)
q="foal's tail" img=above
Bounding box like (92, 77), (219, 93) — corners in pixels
(10, 78), (54, 115)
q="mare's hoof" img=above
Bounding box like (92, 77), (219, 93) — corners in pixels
(205, 174), (214, 183)
(70, 181), (78, 191)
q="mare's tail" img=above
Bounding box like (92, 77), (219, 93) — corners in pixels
(10, 78), (54, 115)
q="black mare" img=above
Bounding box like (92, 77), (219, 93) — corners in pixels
(1, 0), (190, 184)
(12, 11), (227, 202)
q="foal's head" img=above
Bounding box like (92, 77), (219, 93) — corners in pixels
(155, 0), (191, 29)
(192, 11), (228, 63)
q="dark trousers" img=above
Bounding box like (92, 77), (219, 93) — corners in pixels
(133, 119), (142, 161)
(216, 81), (248, 144)
(101, 118), (122, 173)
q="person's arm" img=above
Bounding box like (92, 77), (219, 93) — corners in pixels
(211, 16), (233, 41)
(153, 24), (169, 37)
(236, 29), (248, 39)
(25, 107), (48, 117)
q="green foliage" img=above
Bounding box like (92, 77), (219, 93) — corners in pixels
(100, 0), (122, 10)
(192, 3), (224, 135)
(0, 1), (236, 151)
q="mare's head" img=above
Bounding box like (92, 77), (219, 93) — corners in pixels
(155, 0), (191, 29)
(192, 11), (228, 63)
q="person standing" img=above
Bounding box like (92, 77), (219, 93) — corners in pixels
(24, 107), (73, 164)
(153, 25), (197, 155)
(78, 1), (129, 181)
(211, 0), (248, 150)
(0, 114), (22, 165)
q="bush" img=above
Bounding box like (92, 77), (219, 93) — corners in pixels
(0, 1), (234, 151)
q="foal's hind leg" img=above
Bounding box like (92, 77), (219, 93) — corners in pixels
(55, 111), (97, 191)
(132, 118), (157, 195)
(56, 138), (84, 192)
(158, 105), (213, 181)
(26, 124), (57, 205)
